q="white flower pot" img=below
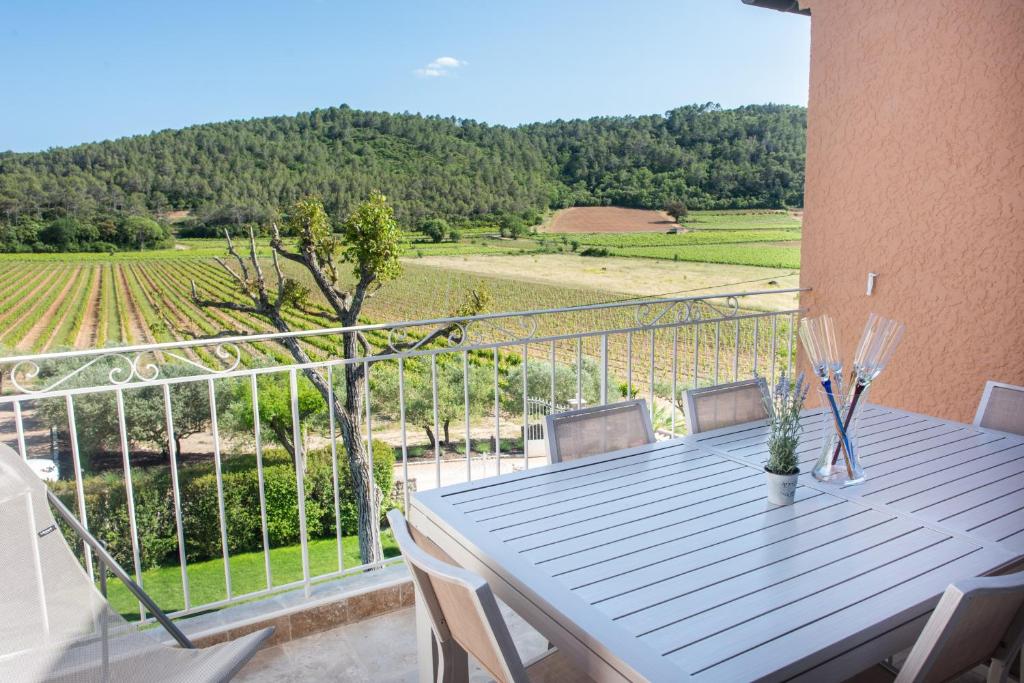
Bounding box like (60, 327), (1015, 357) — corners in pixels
(765, 468), (799, 505)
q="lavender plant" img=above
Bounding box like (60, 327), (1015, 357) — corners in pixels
(763, 372), (809, 475)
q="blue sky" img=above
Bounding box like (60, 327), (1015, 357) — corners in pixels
(0, 1), (810, 152)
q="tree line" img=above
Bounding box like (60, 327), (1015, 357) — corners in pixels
(0, 102), (805, 251)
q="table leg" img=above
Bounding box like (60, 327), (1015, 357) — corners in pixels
(415, 586), (468, 683)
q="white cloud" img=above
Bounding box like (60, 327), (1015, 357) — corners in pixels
(414, 56), (466, 78)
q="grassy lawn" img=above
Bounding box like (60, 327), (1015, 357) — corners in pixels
(108, 532), (401, 620)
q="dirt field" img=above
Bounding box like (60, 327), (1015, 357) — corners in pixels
(413, 254), (800, 311)
(546, 207), (679, 233)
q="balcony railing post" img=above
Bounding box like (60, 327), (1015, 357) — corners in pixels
(161, 384), (190, 609)
(14, 400), (27, 459)
(114, 387), (145, 620)
(600, 334), (609, 405)
(327, 366), (342, 574)
(288, 368), (311, 598)
(463, 351), (471, 481)
(399, 358), (410, 511)
(431, 355), (440, 488)
(207, 379), (232, 600)
(64, 394), (93, 581)
(671, 327), (679, 434)
(522, 343), (529, 469)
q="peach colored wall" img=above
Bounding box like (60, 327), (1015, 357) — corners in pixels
(797, 0), (1024, 421)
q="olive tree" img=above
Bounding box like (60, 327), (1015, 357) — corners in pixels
(193, 193), (479, 566)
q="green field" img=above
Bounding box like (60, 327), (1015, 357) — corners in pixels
(0, 209), (800, 382)
(679, 210), (802, 230)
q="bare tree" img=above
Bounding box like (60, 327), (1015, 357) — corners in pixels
(192, 193), (405, 565)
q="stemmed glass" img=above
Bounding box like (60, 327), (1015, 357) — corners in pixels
(804, 313), (905, 483)
(800, 315), (856, 478)
(827, 314), (905, 466)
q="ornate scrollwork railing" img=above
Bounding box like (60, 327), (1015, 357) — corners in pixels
(6, 342), (242, 395)
(1, 290), (799, 398)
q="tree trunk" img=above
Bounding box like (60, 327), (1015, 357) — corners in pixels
(443, 419), (451, 447)
(424, 426), (436, 450)
(272, 324), (383, 567)
(270, 422), (297, 465)
(174, 433), (183, 459)
(340, 330), (383, 566)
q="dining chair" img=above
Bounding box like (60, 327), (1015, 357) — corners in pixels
(387, 510), (591, 683)
(847, 571), (1024, 683)
(0, 443), (273, 682)
(682, 377), (769, 435)
(544, 399), (655, 464)
(974, 381), (1024, 437)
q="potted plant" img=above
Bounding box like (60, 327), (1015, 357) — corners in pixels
(763, 372), (808, 505)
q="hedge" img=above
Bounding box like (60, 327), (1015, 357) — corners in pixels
(50, 441), (395, 570)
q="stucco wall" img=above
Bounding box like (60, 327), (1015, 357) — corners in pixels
(798, 0), (1024, 421)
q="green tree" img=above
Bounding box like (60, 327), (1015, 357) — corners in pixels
(499, 214), (527, 239)
(375, 358), (493, 449)
(495, 357), (605, 418)
(119, 215), (171, 250)
(37, 364), (211, 465)
(193, 193), (475, 566)
(664, 200), (688, 222)
(226, 374), (328, 464)
(418, 217), (449, 243)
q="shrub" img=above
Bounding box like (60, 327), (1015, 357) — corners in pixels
(418, 217), (449, 243)
(579, 246), (611, 257)
(50, 441), (395, 569)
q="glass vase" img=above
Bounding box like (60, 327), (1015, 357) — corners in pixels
(811, 384), (868, 485)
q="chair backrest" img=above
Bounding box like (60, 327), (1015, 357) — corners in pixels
(974, 381), (1024, 437)
(896, 571), (1024, 683)
(387, 509), (527, 683)
(683, 378), (769, 435)
(545, 399), (655, 464)
(0, 442), (187, 680)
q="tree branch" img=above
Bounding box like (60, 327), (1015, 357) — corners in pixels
(269, 222), (307, 266)
(190, 279), (262, 315)
(246, 226), (272, 310)
(224, 229), (251, 284)
(272, 249), (287, 314)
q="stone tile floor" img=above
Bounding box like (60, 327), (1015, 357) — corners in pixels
(235, 602), (548, 682)
(234, 604), (997, 683)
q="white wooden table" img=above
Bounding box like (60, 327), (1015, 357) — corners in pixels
(408, 405), (1024, 682)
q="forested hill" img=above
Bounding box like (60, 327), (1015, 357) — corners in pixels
(0, 102), (805, 238)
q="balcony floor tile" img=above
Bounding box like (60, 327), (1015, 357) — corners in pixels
(235, 601), (549, 682)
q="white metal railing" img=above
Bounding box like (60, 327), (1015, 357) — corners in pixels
(0, 289), (804, 621)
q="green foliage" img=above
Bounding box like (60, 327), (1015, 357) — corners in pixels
(579, 246), (611, 257)
(225, 374), (329, 459)
(341, 191), (403, 283)
(520, 358), (603, 408)
(0, 103), (806, 249)
(664, 200), (688, 221)
(373, 357), (494, 447)
(498, 214), (528, 239)
(1, 213), (172, 253)
(563, 228), (800, 248)
(37, 364), (212, 461)
(418, 217), (449, 243)
(49, 442), (396, 570)
(764, 373), (809, 475)
(287, 196), (338, 280)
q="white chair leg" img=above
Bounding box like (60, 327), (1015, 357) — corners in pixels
(416, 594), (438, 683)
